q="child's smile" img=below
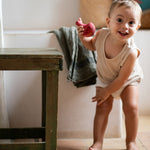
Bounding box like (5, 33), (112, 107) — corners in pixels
(118, 30), (129, 37)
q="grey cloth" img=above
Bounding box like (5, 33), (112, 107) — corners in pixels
(48, 26), (97, 87)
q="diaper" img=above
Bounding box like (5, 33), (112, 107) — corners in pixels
(96, 78), (139, 100)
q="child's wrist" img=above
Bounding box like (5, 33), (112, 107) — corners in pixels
(105, 86), (112, 96)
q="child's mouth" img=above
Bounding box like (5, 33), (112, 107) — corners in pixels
(118, 31), (128, 36)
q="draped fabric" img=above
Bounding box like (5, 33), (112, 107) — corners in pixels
(49, 27), (97, 87)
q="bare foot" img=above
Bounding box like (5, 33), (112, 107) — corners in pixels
(127, 142), (138, 150)
(89, 143), (102, 150)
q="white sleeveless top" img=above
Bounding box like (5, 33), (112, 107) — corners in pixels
(95, 28), (143, 86)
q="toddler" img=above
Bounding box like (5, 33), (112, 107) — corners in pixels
(77, 0), (143, 150)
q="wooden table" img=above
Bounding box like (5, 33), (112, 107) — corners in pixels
(0, 48), (63, 150)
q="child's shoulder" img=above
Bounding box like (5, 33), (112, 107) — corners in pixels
(95, 28), (110, 37)
(93, 28), (110, 41)
(92, 28), (110, 49)
(96, 27), (110, 34)
(127, 38), (141, 58)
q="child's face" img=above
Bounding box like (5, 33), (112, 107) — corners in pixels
(106, 5), (141, 42)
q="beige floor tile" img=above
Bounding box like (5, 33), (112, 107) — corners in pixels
(57, 116), (150, 150)
(138, 132), (150, 150)
(57, 139), (91, 150)
(137, 116), (150, 150)
(103, 138), (126, 150)
(57, 138), (145, 150)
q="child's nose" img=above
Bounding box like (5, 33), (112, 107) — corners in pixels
(122, 23), (129, 29)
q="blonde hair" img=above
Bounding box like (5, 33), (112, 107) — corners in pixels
(108, 0), (142, 22)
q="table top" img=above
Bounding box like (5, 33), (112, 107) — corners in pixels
(0, 48), (63, 59)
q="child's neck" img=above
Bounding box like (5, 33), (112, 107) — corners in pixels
(105, 34), (127, 59)
(109, 34), (126, 49)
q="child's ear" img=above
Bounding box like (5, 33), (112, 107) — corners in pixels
(106, 17), (110, 28)
(136, 24), (141, 30)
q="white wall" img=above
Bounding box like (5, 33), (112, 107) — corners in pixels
(134, 31), (150, 115)
(3, 0), (79, 30)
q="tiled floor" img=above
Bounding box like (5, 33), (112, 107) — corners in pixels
(57, 116), (150, 150)
(137, 116), (150, 150)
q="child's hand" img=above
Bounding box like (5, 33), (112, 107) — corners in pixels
(76, 17), (96, 37)
(92, 87), (110, 106)
(77, 26), (84, 38)
(76, 18), (84, 38)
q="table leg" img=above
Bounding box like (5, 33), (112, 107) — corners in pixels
(42, 71), (46, 127)
(45, 71), (59, 150)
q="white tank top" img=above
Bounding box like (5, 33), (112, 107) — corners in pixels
(95, 28), (143, 85)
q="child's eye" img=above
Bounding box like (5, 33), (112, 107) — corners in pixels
(129, 21), (134, 24)
(117, 18), (122, 23)
(129, 21), (135, 25)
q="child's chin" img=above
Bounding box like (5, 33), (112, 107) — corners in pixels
(117, 34), (129, 41)
(117, 37), (128, 43)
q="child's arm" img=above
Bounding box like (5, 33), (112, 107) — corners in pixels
(92, 50), (138, 105)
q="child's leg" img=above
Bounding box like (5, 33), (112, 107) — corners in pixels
(121, 85), (139, 150)
(89, 95), (113, 150)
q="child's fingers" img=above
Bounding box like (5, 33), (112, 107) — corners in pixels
(97, 99), (105, 106)
(77, 26), (84, 32)
(92, 96), (101, 102)
(92, 96), (96, 101)
(78, 29), (84, 38)
(77, 26), (84, 33)
(92, 96), (96, 99)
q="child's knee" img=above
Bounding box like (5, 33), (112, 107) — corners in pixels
(123, 103), (138, 116)
(96, 98), (113, 114)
